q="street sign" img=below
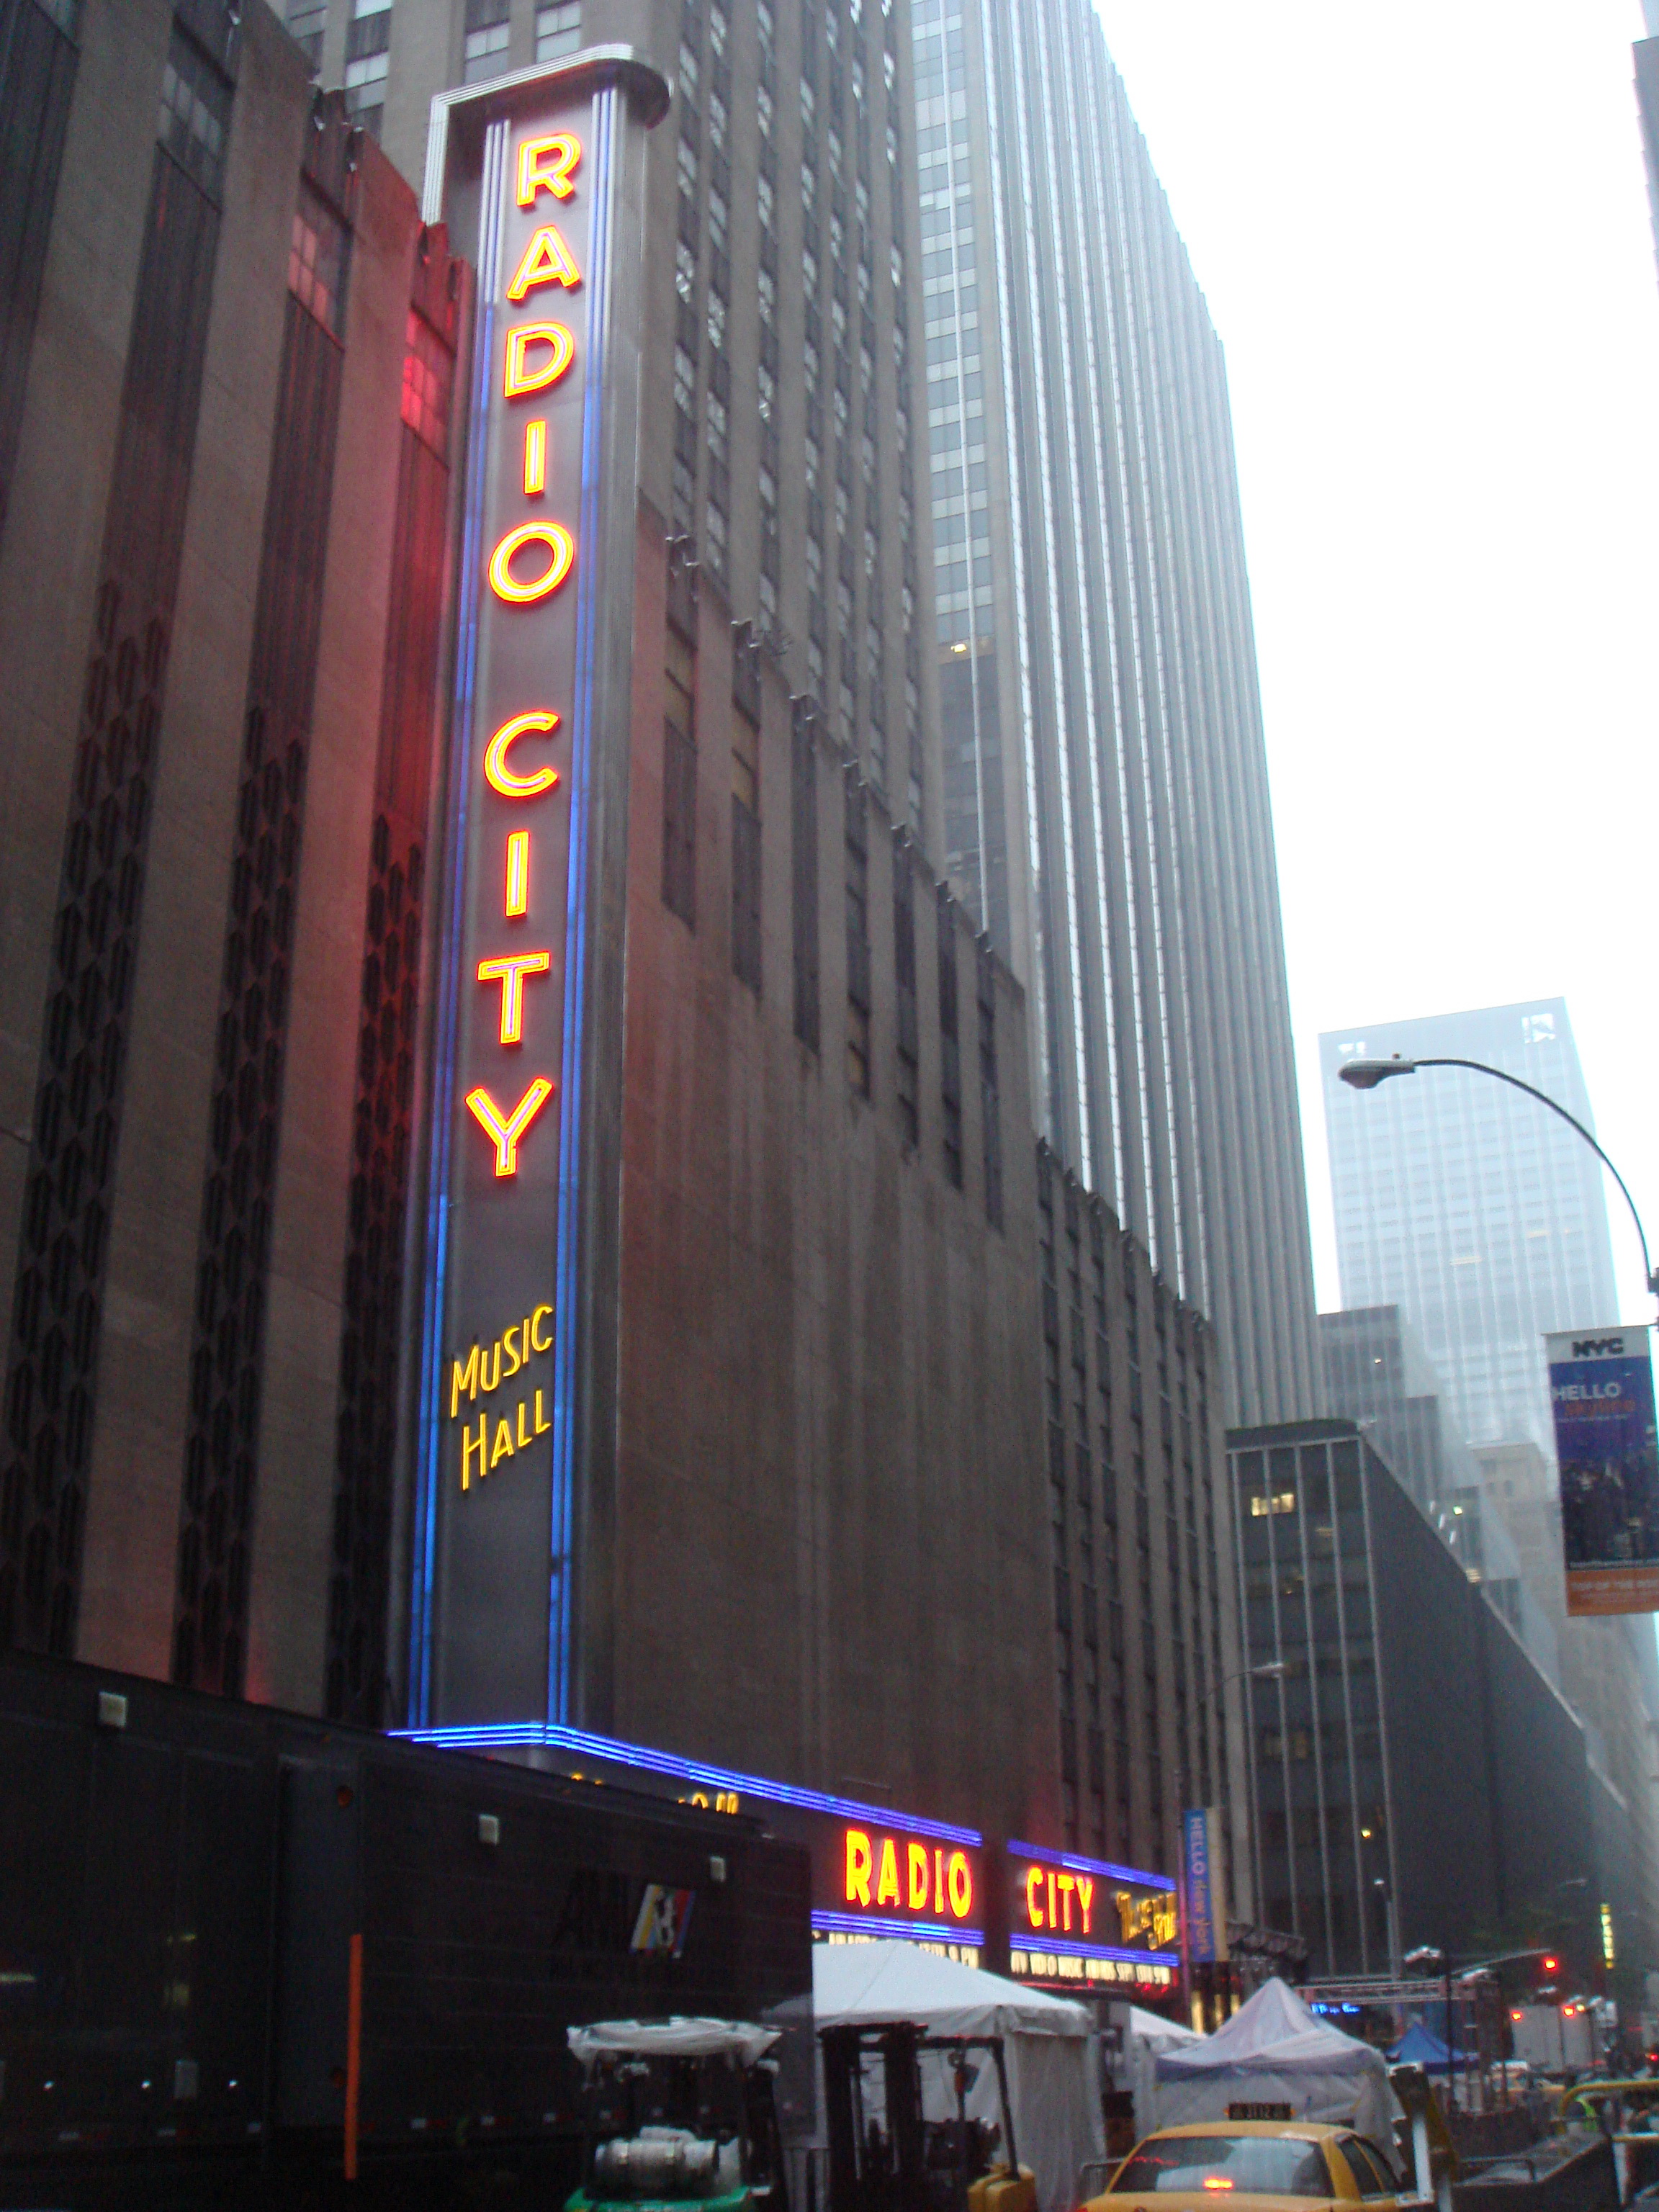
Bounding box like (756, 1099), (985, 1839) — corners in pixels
(1547, 1325), (1659, 1616)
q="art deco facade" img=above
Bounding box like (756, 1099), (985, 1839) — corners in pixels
(0, 0), (1268, 1915)
(907, 0), (1322, 1431)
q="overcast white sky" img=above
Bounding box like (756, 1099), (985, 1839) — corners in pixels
(1091, 0), (1659, 1326)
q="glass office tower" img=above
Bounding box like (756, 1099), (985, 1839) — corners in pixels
(1321, 999), (1621, 1456)
(911, 0), (1321, 1427)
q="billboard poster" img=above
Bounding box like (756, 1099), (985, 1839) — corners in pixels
(1184, 1806), (1230, 1966)
(1549, 1325), (1659, 1617)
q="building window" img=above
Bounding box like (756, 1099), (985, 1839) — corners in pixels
(663, 631), (697, 927)
(893, 832), (917, 1149)
(288, 182), (349, 337)
(978, 941), (1000, 1228)
(539, 0), (584, 49)
(158, 24), (232, 197)
(845, 775), (870, 1097)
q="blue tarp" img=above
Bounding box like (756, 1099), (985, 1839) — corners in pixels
(1390, 2021), (1467, 2073)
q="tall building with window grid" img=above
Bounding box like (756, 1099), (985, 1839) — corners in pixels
(1320, 999), (1621, 1457)
(906, 0), (1321, 1432)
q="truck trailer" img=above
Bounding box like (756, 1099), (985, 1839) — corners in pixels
(0, 1647), (812, 2206)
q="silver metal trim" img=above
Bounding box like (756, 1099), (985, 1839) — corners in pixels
(422, 44), (670, 223)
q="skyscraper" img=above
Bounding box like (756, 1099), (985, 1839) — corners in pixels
(908, 0), (1321, 1428)
(1321, 1000), (1621, 1457)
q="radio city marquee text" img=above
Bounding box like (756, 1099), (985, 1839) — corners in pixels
(451, 129), (585, 1496)
(841, 1827), (976, 1925)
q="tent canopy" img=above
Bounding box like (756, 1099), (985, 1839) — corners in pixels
(568, 2018), (781, 2067)
(1390, 2022), (1461, 2073)
(811, 1940), (1094, 2039)
(1152, 1979), (1398, 2145)
(809, 1942), (1102, 2212)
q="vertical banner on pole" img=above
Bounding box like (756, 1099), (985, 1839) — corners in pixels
(410, 52), (668, 1727)
(1549, 1324), (1659, 1617)
(1184, 1807), (1229, 1966)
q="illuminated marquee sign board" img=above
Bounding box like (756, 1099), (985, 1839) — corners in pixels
(410, 50), (669, 1727)
(1006, 1842), (1179, 1993)
(396, 1718), (984, 1953)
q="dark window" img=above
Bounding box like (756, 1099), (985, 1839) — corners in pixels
(662, 728), (697, 926)
(158, 26), (231, 199)
(1, 72), (233, 1660)
(734, 716), (765, 995)
(791, 696), (819, 1050)
(892, 832), (917, 1148)
(0, 0), (80, 540)
(174, 119), (355, 1697)
(288, 179), (348, 336)
(845, 771), (869, 1096)
(937, 885), (961, 1186)
(977, 940), (1000, 1227)
(325, 270), (457, 1725)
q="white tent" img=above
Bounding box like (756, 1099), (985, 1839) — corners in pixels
(1152, 1979), (1398, 2145)
(1121, 2004), (1201, 2141)
(811, 1941), (1105, 2212)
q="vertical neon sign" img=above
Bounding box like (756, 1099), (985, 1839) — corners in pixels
(413, 55), (666, 1727)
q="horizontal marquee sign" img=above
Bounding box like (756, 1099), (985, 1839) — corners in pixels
(1007, 1841), (1179, 1992)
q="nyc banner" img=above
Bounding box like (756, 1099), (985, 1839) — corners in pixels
(1550, 1324), (1659, 1617)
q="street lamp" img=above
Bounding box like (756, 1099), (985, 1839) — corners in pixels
(1337, 1054), (1658, 1308)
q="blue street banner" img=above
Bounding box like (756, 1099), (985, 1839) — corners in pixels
(1184, 1806), (1229, 1965)
(1548, 1324), (1659, 1617)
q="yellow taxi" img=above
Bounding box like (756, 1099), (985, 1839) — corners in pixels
(1084, 2121), (1411, 2212)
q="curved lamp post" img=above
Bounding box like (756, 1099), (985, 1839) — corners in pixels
(1337, 1055), (1658, 1310)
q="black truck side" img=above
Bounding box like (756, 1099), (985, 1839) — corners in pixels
(0, 1648), (812, 2208)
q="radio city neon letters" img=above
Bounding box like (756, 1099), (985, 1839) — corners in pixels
(842, 1827), (973, 1923)
(1022, 1864), (1096, 1937)
(517, 131), (581, 204)
(503, 322), (575, 398)
(505, 223), (583, 300)
(461, 138), (587, 1195)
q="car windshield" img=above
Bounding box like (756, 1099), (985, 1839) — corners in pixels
(1111, 2136), (1333, 2197)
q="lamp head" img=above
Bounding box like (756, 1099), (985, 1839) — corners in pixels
(1339, 1056), (1417, 1091)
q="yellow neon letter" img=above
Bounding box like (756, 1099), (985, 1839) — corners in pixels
(505, 222), (582, 300)
(1076, 1875), (1094, 1936)
(845, 1828), (873, 1907)
(907, 1841), (929, 1911)
(477, 949), (552, 1044)
(1026, 1866), (1044, 1930)
(449, 1343), (480, 1418)
(490, 1418), (514, 1468)
(485, 710), (560, 798)
(488, 521), (574, 604)
(518, 132), (581, 204)
(534, 1388), (551, 1434)
(465, 1076), (554, 1176)
(461, 1413), (487, 1490)
(531, 1303), (553, 1352)
(876, 1838), (899, 1907)
(1057, 1871), (1076, 1933)
(947, 1851), (972, 1920)
(506, 830), (530, 914)
(516, 1398), (530, 1447)
(504, 321), (575, 397)
(523, 419), (547, 495)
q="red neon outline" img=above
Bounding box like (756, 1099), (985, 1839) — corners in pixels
(465, 1076), (554, 1176)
